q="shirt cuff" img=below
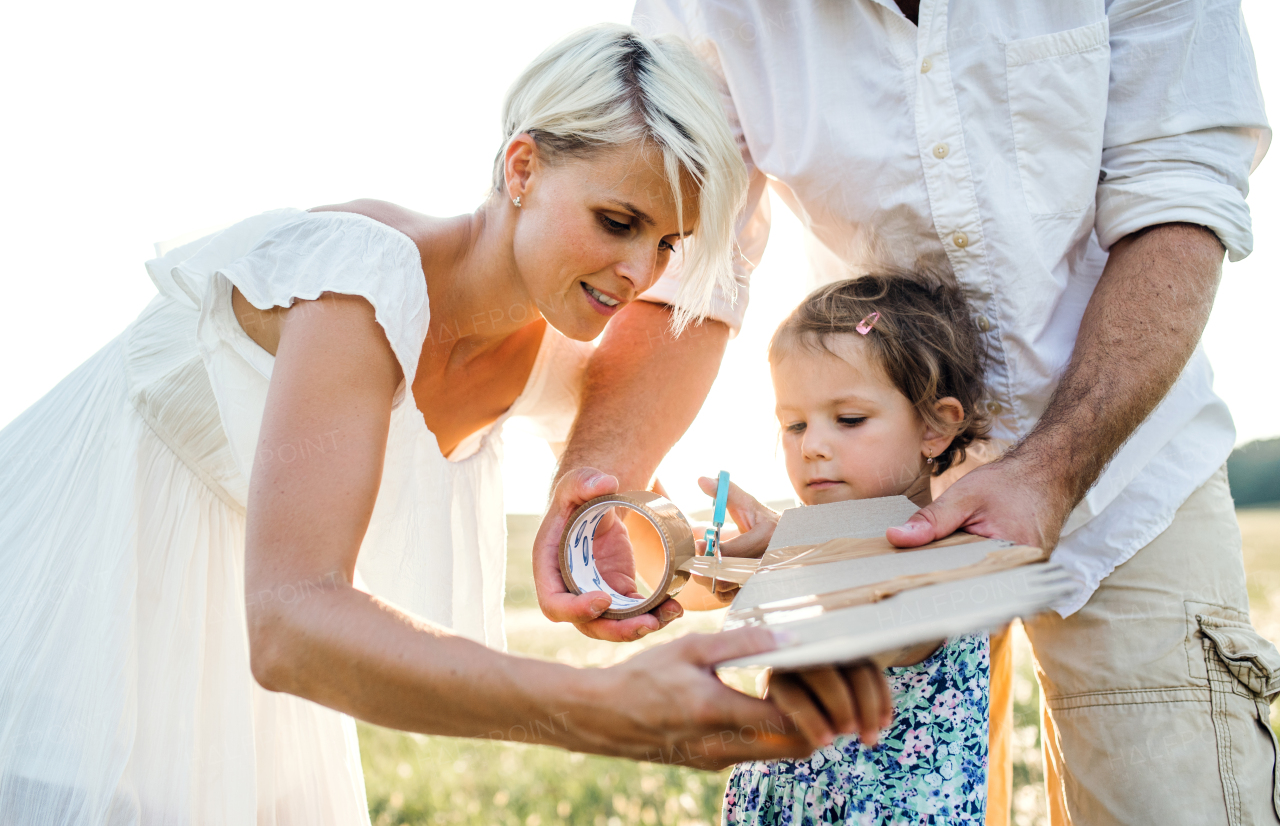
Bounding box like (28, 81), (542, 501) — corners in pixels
(1096, 173), (1255, 262)
(638, 261), (749, 334)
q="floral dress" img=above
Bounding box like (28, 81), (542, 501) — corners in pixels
(724, 634), (989, 825)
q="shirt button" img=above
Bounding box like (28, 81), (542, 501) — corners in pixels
(932, 143), (950, 159)
(952, 231), (969, 248)
(987, 400), (1003, 415)
(976, 315), (991, 332)
(921, 57), (932, 73)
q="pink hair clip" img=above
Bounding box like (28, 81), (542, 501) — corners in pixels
(856, 311), (881, 335)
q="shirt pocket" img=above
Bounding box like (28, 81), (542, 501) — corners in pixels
(1005, 20), (1110, 215)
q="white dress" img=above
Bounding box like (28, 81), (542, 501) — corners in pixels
(0, 209), (591, 825)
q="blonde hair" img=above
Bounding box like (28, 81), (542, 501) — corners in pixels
(494, 24), (747, 332)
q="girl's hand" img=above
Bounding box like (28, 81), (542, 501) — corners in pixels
(684, 476), (781, 607)
(763, 663), (894, 749)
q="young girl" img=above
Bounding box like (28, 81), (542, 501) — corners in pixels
(720, 273), (993, 825)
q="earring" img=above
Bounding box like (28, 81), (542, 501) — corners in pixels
(512, 195), (522, 208)
(926, 450), (934, 465)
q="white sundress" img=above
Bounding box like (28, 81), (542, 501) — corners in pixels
(0, 208), (592, 825)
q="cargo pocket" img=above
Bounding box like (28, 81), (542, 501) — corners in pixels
(1198, 614), (1280, 823)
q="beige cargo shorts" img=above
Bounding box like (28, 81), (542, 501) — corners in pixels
(1022, 465), (1280, 825)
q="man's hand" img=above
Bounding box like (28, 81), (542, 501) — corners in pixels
(889, 222), (1225, 555)
(541, 303), (729, 636)
(886, 455), (1066, 555)
(533, 469), (683, 641)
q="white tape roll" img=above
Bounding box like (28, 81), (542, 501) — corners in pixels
(559, 492), (696, 620)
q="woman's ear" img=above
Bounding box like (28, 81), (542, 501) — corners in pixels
(503, 133), (539, 204)
(921, 396), (966, 461)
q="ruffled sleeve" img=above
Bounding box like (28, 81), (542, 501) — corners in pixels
(213, 210), (429, 387)
(173, 209), (429, 491)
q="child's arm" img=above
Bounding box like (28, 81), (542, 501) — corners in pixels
(886, 640), (946, 667)
(677, 477), (781, 610)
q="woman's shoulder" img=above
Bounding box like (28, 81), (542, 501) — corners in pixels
(200, 204), (432, 387)
(221, 204), (426, 308)
(307, 199), (431, 250)
(305, 200), (476, 279)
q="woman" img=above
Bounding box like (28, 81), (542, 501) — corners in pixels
(0, 25), (834, 824)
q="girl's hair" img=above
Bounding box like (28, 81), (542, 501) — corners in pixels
(494, 24), (747, 333)
(769, 273), (991, 475)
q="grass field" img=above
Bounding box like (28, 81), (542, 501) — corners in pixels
(359, 509), (1280, 826)
(1241, 508), (1280, 743)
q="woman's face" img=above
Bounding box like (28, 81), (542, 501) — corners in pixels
(509, 140), (698, 341)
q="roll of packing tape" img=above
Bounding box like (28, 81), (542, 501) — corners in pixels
(559, 491), (696, 620)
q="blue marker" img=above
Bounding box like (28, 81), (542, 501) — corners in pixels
(703, 470), (730, 557)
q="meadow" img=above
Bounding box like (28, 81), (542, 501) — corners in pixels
(359, 509), (1280, 826)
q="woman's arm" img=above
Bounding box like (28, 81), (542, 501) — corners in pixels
(243, 293), (821, 767)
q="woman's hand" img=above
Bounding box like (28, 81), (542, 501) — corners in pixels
(681, 477), (781, 609)
(572, 629), (895, 767)
(532, 469), (683, 641)
(571, 627), (816, 768)
(762, 663), (894, 749)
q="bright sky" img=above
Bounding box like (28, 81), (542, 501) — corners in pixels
(1, 1), (1276, 515)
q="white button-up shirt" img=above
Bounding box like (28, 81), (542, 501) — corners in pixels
(634, 0), (1269, 614)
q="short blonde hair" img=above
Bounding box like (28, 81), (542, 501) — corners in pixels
(495, 24), (747, 332)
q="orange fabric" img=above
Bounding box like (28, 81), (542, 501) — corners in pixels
(986, 623), (1013, 826)
(1039, 688), (1070, 826)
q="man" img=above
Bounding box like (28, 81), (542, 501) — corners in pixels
(535, 1), (1279, 823)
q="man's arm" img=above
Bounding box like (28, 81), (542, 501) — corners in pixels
(888, 222), (1225, 552)
(556, 300), (729, 491)
(894, 0), (1266, 552)
(533, 301), (729, 641)
(532, 0), (775, 640)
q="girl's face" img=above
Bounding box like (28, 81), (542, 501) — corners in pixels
(772, 335), (954, 506)
(508, 139), (697, 342)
